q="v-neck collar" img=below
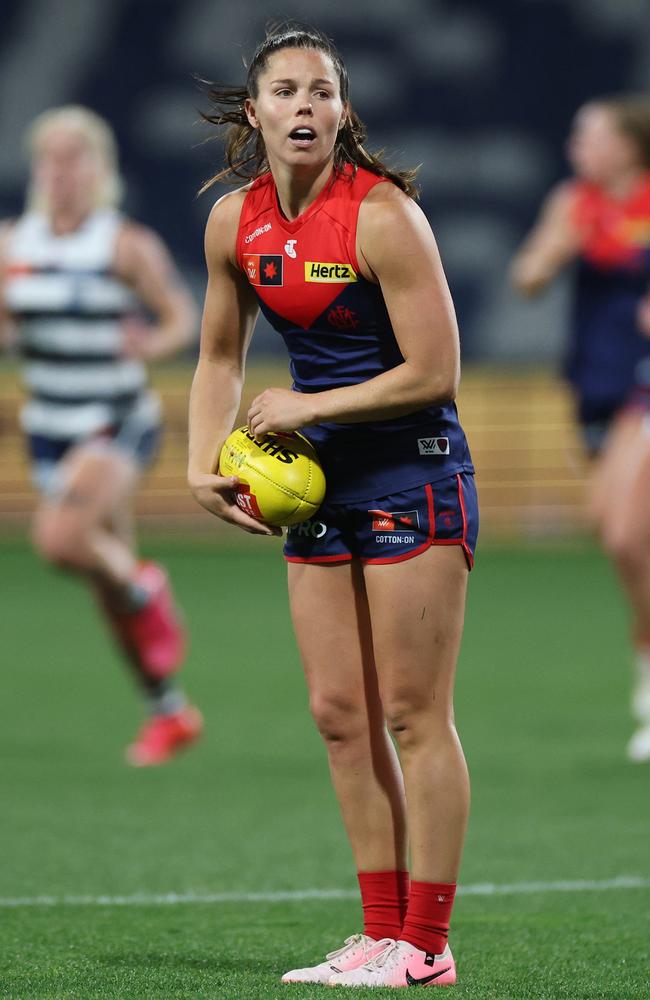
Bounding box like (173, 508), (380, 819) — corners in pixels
(271, 170), (335, 235)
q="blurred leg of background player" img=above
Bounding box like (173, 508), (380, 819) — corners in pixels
(31, 438), (202, 766)
(589, 408), (650, 762)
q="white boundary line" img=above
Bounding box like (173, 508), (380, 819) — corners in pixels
(1, 876), (648, 909)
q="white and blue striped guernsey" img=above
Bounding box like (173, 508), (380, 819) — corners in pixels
(5, 208), (160, 440)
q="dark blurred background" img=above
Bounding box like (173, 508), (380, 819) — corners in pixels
(2, 0), (650, 536)
(2, 0), (649, 362)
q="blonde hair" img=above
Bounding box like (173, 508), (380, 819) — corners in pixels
(26, 105), (123, 211)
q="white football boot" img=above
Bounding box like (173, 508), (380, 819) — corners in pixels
(628, 655), (650, 762)
(329, 938), (456, 988)
(627, 724), (650, 762)
(281, 933), (392, 985)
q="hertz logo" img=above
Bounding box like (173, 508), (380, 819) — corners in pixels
(305, 262), (357, 283)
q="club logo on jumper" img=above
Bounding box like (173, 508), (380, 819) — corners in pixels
(305, 261), (357, 283)
(244, 222), (272, 244)
(284, 239), (298, 258)
(243, 254), (283, 286)
(369, 509), (420, 532)
(328, 305), (359, 330)
(418, 436), (449, 456)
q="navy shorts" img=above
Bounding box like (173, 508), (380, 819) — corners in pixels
(284, 472), (478, 569)
(27, 421), (161, 496)
(580, 387), (650, 456)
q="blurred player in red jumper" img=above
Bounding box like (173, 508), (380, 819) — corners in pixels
(188, 23), (477, 988)
(512, 96), (650, 762)
(0, 106), (203, 765)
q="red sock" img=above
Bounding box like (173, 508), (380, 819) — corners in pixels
(400, 880), (456, 955)
(357, 870), (410, 940)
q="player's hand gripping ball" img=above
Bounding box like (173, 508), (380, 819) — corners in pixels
(219, 426), (326, 527)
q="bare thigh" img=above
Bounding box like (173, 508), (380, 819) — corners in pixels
(590, 411), (650, 548)
(287, 560), (382, 729)
(33, 442), (139, 561)
(363, 545), (469, 725)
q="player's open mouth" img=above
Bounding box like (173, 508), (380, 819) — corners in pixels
(289, 127), (317, 147)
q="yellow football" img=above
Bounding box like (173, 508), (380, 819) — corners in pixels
(219, 426), (326, 526)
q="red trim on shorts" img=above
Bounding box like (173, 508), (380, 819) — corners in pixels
(362, 545), (429, 565)
(428, 481), (436, 540)
(362, 483), (436, 565)
(456, 473), (474, 569)
(284, 553), (353, 564)
(364, 538), (473, 567)
(362, 480), (474, 569)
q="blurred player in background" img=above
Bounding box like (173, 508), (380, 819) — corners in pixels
(0, 106), (203, 766)
(511, 96), (650, 762)
(189, 23), (477, 989)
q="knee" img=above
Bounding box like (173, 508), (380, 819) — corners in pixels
(384, 704), (421, 752)
(599, 522), (644, 575)
(383, 692), (451, 753)
(31, 515), (90, 572)
(309, 691), (369, 746)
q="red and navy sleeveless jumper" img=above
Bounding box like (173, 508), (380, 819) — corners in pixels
(235, 165), (474, 504)
(568, 174), (650, 431)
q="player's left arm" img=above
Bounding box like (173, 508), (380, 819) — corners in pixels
(114, 222), (198, 361)
(248, 184), (459, 433)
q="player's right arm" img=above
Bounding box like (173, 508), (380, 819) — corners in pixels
(0, 221), (18, 352)
(188, 191), (280, 536)
(510, 181), (580, 297)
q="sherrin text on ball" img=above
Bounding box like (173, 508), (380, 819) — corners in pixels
(219, 426), (326, 527)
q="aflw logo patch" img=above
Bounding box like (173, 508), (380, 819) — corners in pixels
(418, 437), (449, 456)
(243, 254), (283, 286)
(305, 262), (357, 283)
(369, 509), (420, 532)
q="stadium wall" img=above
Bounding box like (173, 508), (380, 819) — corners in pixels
(0, 362), (589, 540)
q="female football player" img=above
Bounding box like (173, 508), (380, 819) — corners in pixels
(188, 24), (477, 987)
(511, 96), (650, 762)
(0, 106), (203, 766)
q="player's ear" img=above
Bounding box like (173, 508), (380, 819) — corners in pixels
(245, 98), (259, 130)
(338, 103), (349, 133)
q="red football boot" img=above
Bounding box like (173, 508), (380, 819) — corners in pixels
(107, 561), (186, 678)
(126, 706), (203, 766)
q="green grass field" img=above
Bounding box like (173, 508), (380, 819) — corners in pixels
(1, 538), (649, 999)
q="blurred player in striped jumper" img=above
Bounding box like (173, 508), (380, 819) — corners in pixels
(0, 106), (203, 765)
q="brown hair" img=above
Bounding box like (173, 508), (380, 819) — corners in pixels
(593, 95), (650, 169)
(199, 22), (419, 198)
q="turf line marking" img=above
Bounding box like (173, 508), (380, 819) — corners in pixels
(1, 876), (649, 908)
